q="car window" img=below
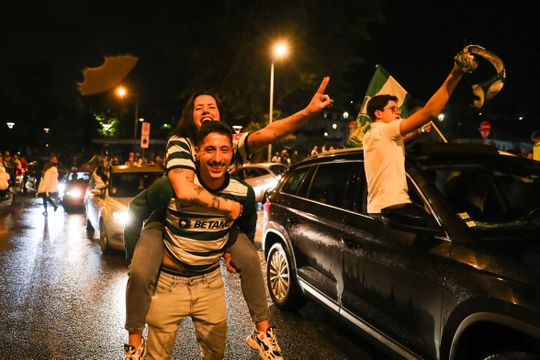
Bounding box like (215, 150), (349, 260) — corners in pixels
(281, 167), (310, 195)
(76, 172), (91, 182)
(343, 163), (366, 213)
(236, 169), (246, 180)
(425, 163), (540, 223)
(109, 172), (162, 197)
(244, 168), (266, 178)
(306, 162), (359, 208)
(269, 164), (287, 175)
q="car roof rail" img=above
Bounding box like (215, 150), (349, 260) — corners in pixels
(407, 142), (499, 158)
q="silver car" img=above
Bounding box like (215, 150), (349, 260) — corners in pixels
(234, 162), (287, 202)
(84, 164), (163, 253)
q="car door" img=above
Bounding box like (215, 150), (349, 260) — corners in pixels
(285, 161), (361, 306)
(339, 168), (451, 359)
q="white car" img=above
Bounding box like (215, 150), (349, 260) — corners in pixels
(84, 164), (163, 253)
(234, 162), (287, 202)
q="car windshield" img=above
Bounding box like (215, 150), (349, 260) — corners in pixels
(67, 172), (91, 183)
(269, 164), (287, 175)
(424, 161), (540, 225)
(108, 171), (162, 197)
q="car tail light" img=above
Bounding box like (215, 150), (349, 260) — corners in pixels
(263, 201), (271, 224)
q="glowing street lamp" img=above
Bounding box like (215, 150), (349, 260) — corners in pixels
(268, 41), (289, 162)
(6, 122), (15, 129)
(115, 86), (127, 98)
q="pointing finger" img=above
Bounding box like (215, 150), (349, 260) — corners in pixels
(316, 76), (330, 94)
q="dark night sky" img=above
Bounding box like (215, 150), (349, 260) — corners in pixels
(1, 0), (537, 142)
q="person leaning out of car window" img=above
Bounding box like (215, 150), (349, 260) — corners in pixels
(363, 48), (477, 218)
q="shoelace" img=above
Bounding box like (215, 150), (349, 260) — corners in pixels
(268, 330), (281, 352)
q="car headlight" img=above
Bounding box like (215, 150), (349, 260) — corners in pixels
(112, 211), (130, 225)
(65, 189), (82, 199)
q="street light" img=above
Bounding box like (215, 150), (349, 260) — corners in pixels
(115, 85), (139, 154)
(268, 41), (289, 162)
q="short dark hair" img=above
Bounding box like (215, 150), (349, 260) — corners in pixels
(367, 94), (399, 120)
(171, 91), (225, 140)
(195, 121), (233, 147)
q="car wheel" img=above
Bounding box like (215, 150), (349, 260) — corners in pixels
(99, 220), (111, 254)
(266, 242), (304, 310)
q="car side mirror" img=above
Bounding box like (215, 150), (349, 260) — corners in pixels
(381, 203), (443, 236)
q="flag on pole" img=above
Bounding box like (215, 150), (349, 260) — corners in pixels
(347, 65), (410, 147)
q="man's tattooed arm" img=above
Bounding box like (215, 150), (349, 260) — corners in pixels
(168, 167), (241, 219)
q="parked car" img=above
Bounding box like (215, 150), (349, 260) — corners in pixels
(59, 169), (91, 211)
(262, 143), (540, 360)
(84, 164), (163, 253)
(234, 162), (287, 202)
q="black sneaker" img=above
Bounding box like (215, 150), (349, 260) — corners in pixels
(246, 326), (283, 360)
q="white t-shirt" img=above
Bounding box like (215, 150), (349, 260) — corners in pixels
(363, 120), (411, 213)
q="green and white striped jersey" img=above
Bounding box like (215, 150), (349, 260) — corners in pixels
(163, 173), (256, 275)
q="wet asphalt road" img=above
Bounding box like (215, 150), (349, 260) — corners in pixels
(0, 194), (387, 359)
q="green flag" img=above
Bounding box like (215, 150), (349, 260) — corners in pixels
(347, 65), (411, 147)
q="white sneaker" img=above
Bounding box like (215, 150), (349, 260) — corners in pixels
(246, 326), (283, 360)
(124, 338), (146, 360)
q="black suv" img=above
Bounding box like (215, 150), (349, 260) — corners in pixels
(262, 143), (540, 360)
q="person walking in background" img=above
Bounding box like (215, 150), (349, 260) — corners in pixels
(280, 149), (291, 166)
(310, 145), (318, 157)
(0, 155), (9, 192)
(37, 154), (60, 216)
(271, 151), (281, 163)
(290, 149), (299, 164)
(153, 154), (164, 168)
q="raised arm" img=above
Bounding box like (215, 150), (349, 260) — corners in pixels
(400, 64), (464, 136)
(399, 47), (478, 137)
(247, 76), (333, 153)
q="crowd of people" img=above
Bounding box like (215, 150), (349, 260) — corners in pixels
(270, 144), (347, 167)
